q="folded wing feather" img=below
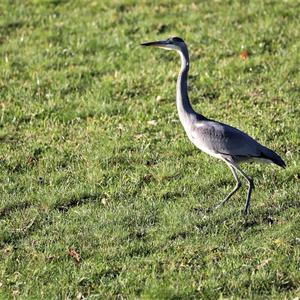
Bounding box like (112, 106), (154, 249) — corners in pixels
(191, 120), (264, 158)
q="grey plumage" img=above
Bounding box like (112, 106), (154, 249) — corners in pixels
(191, 120), (285, 167)
(141, 37), (285, 214)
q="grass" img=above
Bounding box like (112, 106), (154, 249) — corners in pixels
(0, 0), (299, 298)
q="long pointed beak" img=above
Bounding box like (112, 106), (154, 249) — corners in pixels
(141, 40), (168, 47)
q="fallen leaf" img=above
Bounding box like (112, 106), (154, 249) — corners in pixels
(117, 124), (125, 131)
(134, 133), (145, 140)
(273, 238), (285, 247)
(27, 156), (35, 166)
(249, 89), (262, 98)
(240, 50), (249, 60)
(147, 120), (157, 126)
(191, 2), (198, 10)
(68, 249), (81, 263)
(256, 258), (271, 270)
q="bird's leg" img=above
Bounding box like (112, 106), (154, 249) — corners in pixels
(215, 164), (241, 209)
(234, 166), (255, 215)
(244, 176), (254, 215)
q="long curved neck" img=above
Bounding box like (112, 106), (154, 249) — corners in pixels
(176, 48), (193, 114)
(176, 47), (205, 122)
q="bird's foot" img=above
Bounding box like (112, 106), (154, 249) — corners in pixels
(243, 208), (249, 216)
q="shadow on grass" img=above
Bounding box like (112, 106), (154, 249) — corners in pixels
(0, 191), (102, 247)
(0, 21), (25, 44)
(193, 195), (300, 238)
(0, 201), (32, 219)
(53, 192), (102, 213)
(0, 215), (41, 246)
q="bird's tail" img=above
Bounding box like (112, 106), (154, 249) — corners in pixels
(261, 146), (286, 168)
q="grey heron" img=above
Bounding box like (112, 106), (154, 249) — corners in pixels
(141, 37), (286, 215)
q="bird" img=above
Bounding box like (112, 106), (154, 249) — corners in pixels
(141, 36), (286, 215)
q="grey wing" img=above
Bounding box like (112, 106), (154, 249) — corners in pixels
(191, 120), (264, 158)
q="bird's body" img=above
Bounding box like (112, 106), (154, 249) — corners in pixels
(141, 37), (285, 214)
(187, 118), (284, 166)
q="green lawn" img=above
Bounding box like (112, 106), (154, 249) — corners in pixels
(0, 0), (299, 298)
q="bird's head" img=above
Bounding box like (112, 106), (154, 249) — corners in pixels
(141, 36), (186, 51)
